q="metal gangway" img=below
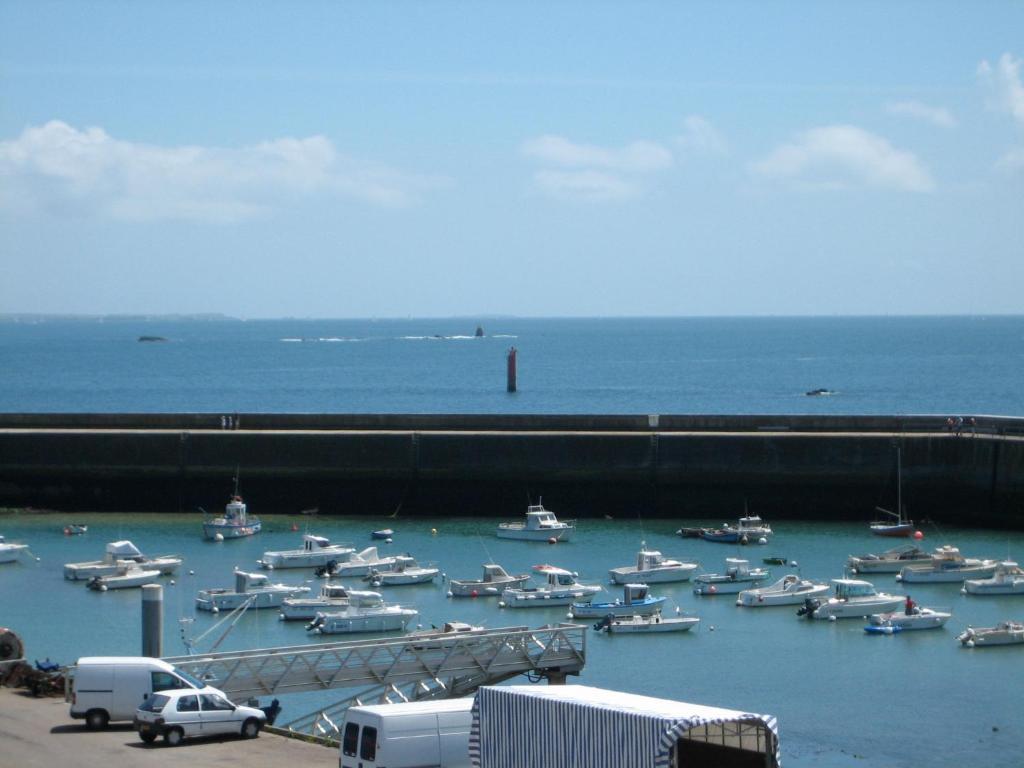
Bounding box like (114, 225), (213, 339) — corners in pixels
(164, 623), (586, 737)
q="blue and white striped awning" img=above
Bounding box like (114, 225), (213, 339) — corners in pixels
(470, 685), (779, 768)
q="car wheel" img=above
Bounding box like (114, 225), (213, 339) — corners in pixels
(241, 718), (261, 739)
(164, 727), (184, 747)
(139, 732), (157, 744)
(85, 709), (109, 730)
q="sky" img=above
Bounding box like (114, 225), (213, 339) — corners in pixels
(1, 1), (1022, 318)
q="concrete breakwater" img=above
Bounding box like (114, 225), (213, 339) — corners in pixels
(0, 413), (1022, 528)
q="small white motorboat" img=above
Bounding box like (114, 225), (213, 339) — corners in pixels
(86, 566), (162, 591)
(448, 563), (530, 597)
(846, 544), (932, 574)
(864, 607), (951, 633)
(365, 555), (439, 586)
(0, 535), (31, 564)
(371, 529), (394, 540)
(63, 524), (88, 535)
(693, 559), (770, 595)
(700, 516), (773, 544)
(897, 546), (998, 583)
(202, 491), (261, 540)
(958, 621), (1024, 647)
(570, 584), (666, 619)
(407, 621), (488, 647)
(798, 579), (904, 620)
(258, 534), (355, 569)
(305, 592), (418, 634)
(963, 561), (1024, 595)
(63, 540), (181, 580)
(736, 574), (830, 607)
(196, 570), (310, 612)
(496, 501), (575, 542)
(593, 612), (700, 634)
(317, 546), (399, 577)
(608, 546), (698, 585)
(280, 584), (376, 621)
(499, 565), (602, 608)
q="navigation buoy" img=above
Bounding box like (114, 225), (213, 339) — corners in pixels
(431, 528), (437, 536)
(758, 537), (768, 545)
(471, 590), (479, 598)
(214, 533), (224, 542)
(548, 537), (557, 544)
(169, 580), (175, 586)
(498, 601), (506, 608)
(446, 590), (454, 598)
(385, 537), (393, 544)
(291, 523), (299, 532)
(708, 585), (717, 594)
(914, 530), (924, 540)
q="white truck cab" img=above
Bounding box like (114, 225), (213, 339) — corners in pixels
(339, 698), (473, 768)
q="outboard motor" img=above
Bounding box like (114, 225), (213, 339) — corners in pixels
(592, 614), (615, 632)
(796, 597), (821, 618)
(305, 615), (325, 632)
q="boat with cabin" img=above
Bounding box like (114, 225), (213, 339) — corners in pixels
(305, 592), (418, 634)
(0, 535), (31, 564)
(593, 612), (700, 634)
(798, 579), (904, 620)
(371, 528), (394, 539)
(958, 621), (1024, 647)
(365, 555), (439, 586)
(963, 561), (1024, 595)
(279, 584), (377, 620)
(63, 524), (88, 535)
(202, 491), (261, 540)
(448, 563), (531, 597)
(864, 607), (951, 633)
(317, 546), (399, 577)
(608, 546), (698, 584)
(195, 570), (310, 612)
(499, 565), (602, 608)
(692, 559), (770, 595)
(897, 545), (997, 583)
(570, 584), (666, 619)
(700, 516), (773, 544)
(86, 566), (162, 591)
(496, 502), (575, 542)
(63, 540), (181, 580)
(257, 534), (355, 569)
(846, 543), (932, 574)
(736, 574), (830, 607)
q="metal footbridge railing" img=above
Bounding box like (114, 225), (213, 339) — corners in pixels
(164, 623), (586, 737)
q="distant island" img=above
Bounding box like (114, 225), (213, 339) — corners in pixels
(137, 335), (168, 342)
(0, 313), (238, 324)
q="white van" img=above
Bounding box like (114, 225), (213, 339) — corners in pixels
(69, 656), (223, 729)
(339, 698), (474, 768)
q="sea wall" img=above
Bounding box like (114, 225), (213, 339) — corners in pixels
(0, 413), (1022, 528)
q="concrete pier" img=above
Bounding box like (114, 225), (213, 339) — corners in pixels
(0, 413), (1021, 527)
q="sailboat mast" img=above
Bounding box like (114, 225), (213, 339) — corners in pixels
(896, 446), (903, 523)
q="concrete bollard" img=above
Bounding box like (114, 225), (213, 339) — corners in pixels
(141, 584), (163, 658)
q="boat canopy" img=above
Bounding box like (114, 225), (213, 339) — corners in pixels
(236, 570), (270, 591)
(623, 584), (651, 602)
(304, 535), (331, 549)
(637, 550), (664, 569)
(106, 540), (143, 558)
(470, 685), (779, 768)
(832, 579), (877, 598)
(481, 564), (510, 580)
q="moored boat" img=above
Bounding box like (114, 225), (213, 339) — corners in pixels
(870, 447), (913, 537)
(700, 516), (772, 544)
(0, 535), (31, 564)
(736, 574), (830, 607)
(202, 492), (261, 540)
(86, 566), (161, 591)
(258, 534), (355, 569)
(608, 546), (698, 585)
(496, 502), (575, 542)
(846, 543), (931, 574)
(448, 563), (530, 597)
(63, 540), (181, 580)
(693, 559), (770, 595)
(570, 583), (666, 619)
(593, 612), (700, 634)
(371, 529), (394, 539)
(798, 579), (904, 620)
(364, 555), (439, 586)
(963, 561), (1024, 596)
(196, 570), (310, 612)
(317, 546), (399, 578)
(63, 524), (88, 535)
(305, 592), (418, 634)
(280, 584), (375, 621)
(499, 565), (601, 608)
(897, 546), (997, 583)
(864, 607), (951, 633)
(957, 621), (1024, 647)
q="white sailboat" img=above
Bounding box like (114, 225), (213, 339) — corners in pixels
(870, 447), (914, 537)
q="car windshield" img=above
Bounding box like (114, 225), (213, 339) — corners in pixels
(171, 666), (207, 689)
(138, 694), (170, 713)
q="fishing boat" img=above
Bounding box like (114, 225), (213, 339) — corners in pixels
(86, 566), (161, 591)
(869, 447), (914, 537)
(864, 607), (951, 633)
(797, 579), (904, 620)
(499, 565), (602, 608)
(846, 543), (932, 574)
(63, 524), (88, 535)
(897, 545), (998, 583)
(371, 528), (394, 539)
(570, 583), (666, 619)
(675, 526), (711, 539)
(736, 575), (830, 607)
(963, 561), (1024, 595)
(700, 516), (773, 544)
(316, 546), (399, 577)
(202, 489), (261, 540)
(364, 555), (439, 586)
(195, 570), (310, 612)
(496, 501), (575, 542)
(593, 612), (700, 634)
(305, 592), (418, 634)
(63, 540), (181, 580)
(448, 563), (531, 597)
(957, 621), (1024, 647)
(608, 546), (698, 585)
(0, 535), (30, 564)
(692, 559), (770, 595)
(407, 621), (488, 647)
(257, 534), (355, 569)
(280, 584), (377, 621)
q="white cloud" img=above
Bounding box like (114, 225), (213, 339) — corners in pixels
(0, 121), (442, 222)
(521, 135), (672, 172)
(978, 53), (1024, 125)
(532, 170), (638, 202)
(751, 125), (934, 192)
(674, 115), (728, 154)
(996, 147), (1024, 172)
(886, 100), (956, 128)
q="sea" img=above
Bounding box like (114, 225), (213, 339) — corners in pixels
(1, 315), (1023, 767)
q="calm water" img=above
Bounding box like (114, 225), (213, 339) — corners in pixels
(1, 512), (1022, 767)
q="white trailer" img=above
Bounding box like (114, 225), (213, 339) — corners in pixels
(469, 685), (779, 768)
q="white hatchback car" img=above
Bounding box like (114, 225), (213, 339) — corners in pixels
(133, 686), (266, 746)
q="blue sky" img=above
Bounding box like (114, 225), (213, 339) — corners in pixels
(1, 1), (1022, 317)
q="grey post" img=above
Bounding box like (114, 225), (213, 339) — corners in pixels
(141, 584), (164, 657)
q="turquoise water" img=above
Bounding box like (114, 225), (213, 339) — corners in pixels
(2, 510), (1022, 766)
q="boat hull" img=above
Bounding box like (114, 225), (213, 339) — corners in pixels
(87, 569), (161, 590)
(203, 521), (261, 540)
(64, 556), (181, 580)
(608, 565), (697, 584)
(737, 583), (830, 607)
(495, 526), (573, 542)
(693, 574), (769, 595)
(898, 564), (998, 583)
(570, 596), (666, 618)
(603, 616), (700, 633)
(196, 587), (309, 611)
(368, 570), (438, 586)
(259, 548), (353, 569)
(867, 609), (951, 631)
(963, 579), (1024, 595)
(500, 586), (601, 608)
(958, 625), (1024, 647)
(870, 524), (914, 537)
(847, 557), (932, 574)
(311, 610), (416, 634)
(810, 596), (904, 620)
(279, 599), (352, 620)
(449, 575), (530, 597)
